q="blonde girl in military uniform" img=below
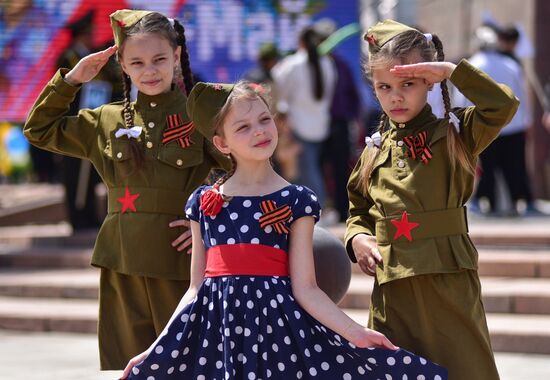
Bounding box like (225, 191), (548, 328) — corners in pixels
(23, 10), (228, 370)
(345, 20), (519, 380)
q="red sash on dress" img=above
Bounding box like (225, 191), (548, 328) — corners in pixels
(204, 244), (289, 277)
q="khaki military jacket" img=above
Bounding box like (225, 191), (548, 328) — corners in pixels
(24, 69), (229, 280)
(345, 60), (520, 284)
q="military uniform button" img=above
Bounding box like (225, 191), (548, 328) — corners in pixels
(116, 152), (123, 159)
(397, 140), (404, 147)
(148, 122), (155, 128)
(150, 102), (157, 108)
(146, 141), (153, 149)
(397, 160), (405, 168)
(398, 123), (406, 129)
(176, 159), (183, 166)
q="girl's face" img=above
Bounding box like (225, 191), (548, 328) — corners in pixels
(213, 98), (277, 164)
(119, 34), (180, 96)
(372, 55), (431, 124)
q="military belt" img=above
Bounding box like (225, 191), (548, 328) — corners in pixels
(375, 206), (468, 244)
(108, 187), (188, 216)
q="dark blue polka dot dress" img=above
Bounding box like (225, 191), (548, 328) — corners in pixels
(127, 184), (448, 379)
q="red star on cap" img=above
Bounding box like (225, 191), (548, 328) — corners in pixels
(366, 34), (377, 45)
(391, 211), (419, 241)
(117, 186), (140, 213)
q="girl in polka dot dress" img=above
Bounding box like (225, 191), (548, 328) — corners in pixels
(120, 82), (448, 380)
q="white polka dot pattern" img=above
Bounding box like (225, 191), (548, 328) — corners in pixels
(184, 184), (321, 252)
(133, 185), (451, 379)
(128, 276), (447, 380)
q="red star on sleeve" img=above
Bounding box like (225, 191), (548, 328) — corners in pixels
(117, 186), (140, 213)
(391, 211), (420, 241)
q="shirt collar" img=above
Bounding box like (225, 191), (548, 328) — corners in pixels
(388, 104), (437, 135)
(135, 86), (187, 111)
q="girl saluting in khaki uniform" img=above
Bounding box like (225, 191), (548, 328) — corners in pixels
(23, 10), (228, 370)
(345, 20), (519, 380)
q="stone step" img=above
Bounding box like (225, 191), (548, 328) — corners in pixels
(0, 224), (98, 248)
(2, 217), (549, 251)
(339, 274), (550, 315)
(0, 294), (548, 354)
(3, 268), (550, 317)
(0, 184), (66, 227)
(350, 249), (550, 278)
(0, 269), (98, 299)
(0, 296), (97, 334)
(0, 247), (92, 269)
(477, 250), (550, 278)
(3, 243), (549, 279)
(344, 309), (550, 355)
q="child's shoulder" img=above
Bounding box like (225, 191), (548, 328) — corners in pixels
(286, 183), (316, 197)
(100, 101), (125, 113)
(285, 184), (321, 221)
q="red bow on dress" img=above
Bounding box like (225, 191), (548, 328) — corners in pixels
(200, 184), (224, 216)
(259, 200), (292, 234)
(163, 114), (194, 148)
(403, 131), (432, 164)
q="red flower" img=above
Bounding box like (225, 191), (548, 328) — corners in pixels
(200, 185), (224, 216)
(366, 34), (377, 45)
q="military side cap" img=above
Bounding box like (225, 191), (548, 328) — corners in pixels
(186, 82), (235, 140)
(364, 19), (418, 57)
(259, 43), (280, 61)
(110, 9), (153, 47)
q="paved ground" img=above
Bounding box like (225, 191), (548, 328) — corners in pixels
(0, 331), (549, 380)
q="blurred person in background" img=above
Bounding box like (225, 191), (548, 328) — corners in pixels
(272, 26), (336, 210)
(455, 24), (539, 216)
(314, 18), (361, 223)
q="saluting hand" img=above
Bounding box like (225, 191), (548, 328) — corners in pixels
(64, 45), (118, 86)
(351, 234), (382, 276)
(390, 61), (457, 84)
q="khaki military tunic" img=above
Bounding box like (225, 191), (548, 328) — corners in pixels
(24, 69), (229, 369)
(345, 60), (519, 380)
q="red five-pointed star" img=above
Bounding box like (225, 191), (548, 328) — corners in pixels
(391, 211), (420, 241)
(117, 186), (140, 213)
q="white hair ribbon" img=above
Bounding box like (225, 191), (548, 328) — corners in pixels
(115, 126), (143, 139)
(448, 112), (460, 132)
(423, 33), (433, 43)
(365, 131), (381, 148)
(168, 18), (175, 27)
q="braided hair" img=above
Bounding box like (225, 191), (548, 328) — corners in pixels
(432, 34), (474, 175)
(300, 27), (324, 100)
(357, 29), (473, 193)
(117, 12), (195, 171)
(172, 19), (194, 95)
